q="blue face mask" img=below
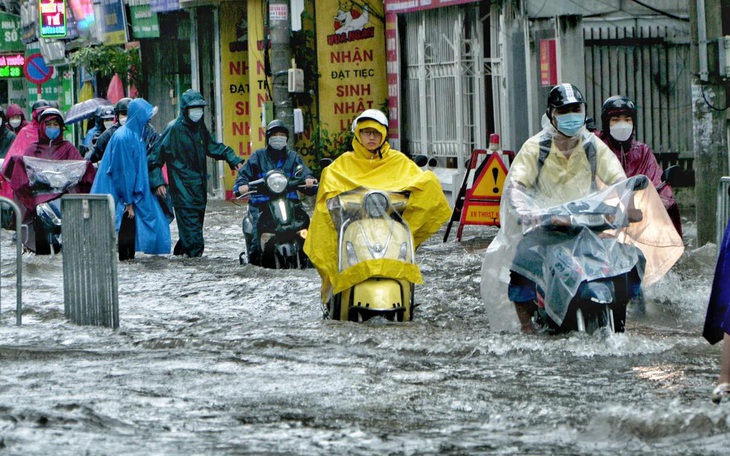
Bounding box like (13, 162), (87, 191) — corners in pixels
(46, 126), (61, 140)
(554, 113), (585, 137)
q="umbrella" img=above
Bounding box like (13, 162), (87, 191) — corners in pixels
(65, 98), (113, 124)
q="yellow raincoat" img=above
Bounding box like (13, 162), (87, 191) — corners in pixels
(304, 120), (451, 302)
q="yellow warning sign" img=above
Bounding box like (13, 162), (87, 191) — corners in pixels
(461, 201), (500, 225)
(470, 152), (508, 199)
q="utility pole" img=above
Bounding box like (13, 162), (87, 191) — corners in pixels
(690, 0), (729, 245)
(269, 0), (294, 147)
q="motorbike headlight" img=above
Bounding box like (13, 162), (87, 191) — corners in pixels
(346, 241), (358, 266)
(266, 173), (288, 194)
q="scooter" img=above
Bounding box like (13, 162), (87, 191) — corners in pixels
(238, 166), (317, 269)
(14, 157), (94, 254)
(513, 175), (650, 334)
(324, 187), (415, 322)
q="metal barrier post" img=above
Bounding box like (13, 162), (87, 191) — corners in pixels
(0, 196), (23, 325)
(61, 194), (118, 328)
(717, 177), (730, 248)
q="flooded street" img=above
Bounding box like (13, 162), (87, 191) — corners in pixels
(0, 199), (729, 455)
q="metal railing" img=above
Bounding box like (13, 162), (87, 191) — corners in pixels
(61, 194), (119, 329)
(0, 196), (23, 325)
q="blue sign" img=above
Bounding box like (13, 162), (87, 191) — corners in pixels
(23, 53), (53, 85)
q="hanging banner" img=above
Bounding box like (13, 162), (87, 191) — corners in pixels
(248, 0), (270, 153)
(39, 0), (68, 38)
(315, 0), (388, 138)
(99, 0), (128, 45)
(130, 5), (160, 39)
(220, 1), (250, 197)
(385, 13), (399, 144)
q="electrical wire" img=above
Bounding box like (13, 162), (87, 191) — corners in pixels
(701, 84), (729, 111)
(629, 0), (689, 22)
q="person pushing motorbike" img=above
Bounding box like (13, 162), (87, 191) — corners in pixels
(234, 120), (316, 265)
(480, 83), (683, 334)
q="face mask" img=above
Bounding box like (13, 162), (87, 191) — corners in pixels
(609, 121), (633, 142)
(268, 136), (287, 150)
(554, 113), (585, 137)
(188, 108), (204, 122)
(103, 120), (114, 130)
(118, 115), (127, 126)
(46, 126), (61, 140)
(9, 118), (21, 128)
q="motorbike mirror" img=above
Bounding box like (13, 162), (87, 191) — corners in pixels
(320, 157), (333, 169)
(631, 175), (650, 191)
(412, 155), (428, 167)
(661, 164), (681, 187)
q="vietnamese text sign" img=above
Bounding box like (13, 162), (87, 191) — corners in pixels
(220, 0), (250, 195)
(0, 13), (24, 53)
(540, 39), (557, 87)
(39, 0), (67, 38)
(130, 5), (159, 39)
(315, 0), (387, 135)
(0, 54), (25, 78)
(248, 0), (269, 153)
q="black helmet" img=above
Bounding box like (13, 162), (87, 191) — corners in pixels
(266, 119), (289, 141)
(98, 105), (115, 120)
(114, 97), (132, 115)
(600, 95), (637, 131)
(31, 99), (51, 121)
(0, 106), (5, 120)
(546, 83), (585, 119)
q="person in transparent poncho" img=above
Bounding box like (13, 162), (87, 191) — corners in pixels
(480, 83), (683, 333)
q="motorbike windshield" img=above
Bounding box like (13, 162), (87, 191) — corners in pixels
(326, 187), (414, 272)
(482, 168), (684, 332)
(23, 157), (89, 195)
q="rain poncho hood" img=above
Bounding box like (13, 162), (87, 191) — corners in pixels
(91, 98), (171, 255)
(304, 129), (451, 302)
(0, 112), (44, 199)
(5, 103), (28, 133)
(480, 125), (684, 332)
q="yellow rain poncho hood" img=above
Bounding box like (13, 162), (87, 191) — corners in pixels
(304, 121), (451, 302)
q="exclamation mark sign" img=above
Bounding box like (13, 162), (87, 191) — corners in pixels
(492, 168), (499, 194)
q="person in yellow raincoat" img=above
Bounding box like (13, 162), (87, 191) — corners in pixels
(304, 109), (451, 304)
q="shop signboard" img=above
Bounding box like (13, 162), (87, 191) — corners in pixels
(315, 0), (388, 137)
(130, 5), (160, 39)
(247, 0), (269, 154)
(0, 13), (24, 53)
(39, 0), (67, 38)
(220, 1), (251, 196)
(100, 0), (128, 45)
(0, 54), (25, 78)
(385, 0), (479, 13)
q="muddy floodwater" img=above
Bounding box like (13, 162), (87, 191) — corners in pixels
(0, 200), (728, 455)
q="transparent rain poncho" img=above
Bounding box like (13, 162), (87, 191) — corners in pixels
(480, 126), (684, 332)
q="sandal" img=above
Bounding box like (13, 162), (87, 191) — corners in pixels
(711, 382), (730, 404)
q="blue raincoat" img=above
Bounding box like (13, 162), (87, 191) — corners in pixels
(91, 98), (171, 255)
(704, 221), (730, 344)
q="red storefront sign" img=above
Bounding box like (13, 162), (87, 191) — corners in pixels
(540, 39), (557, 87)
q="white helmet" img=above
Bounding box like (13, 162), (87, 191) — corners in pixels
(351, 109), (388, 133)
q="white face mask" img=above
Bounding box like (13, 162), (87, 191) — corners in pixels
(103, 120), (114, 130)
(609, 121), (633, 142)
(118, 115), (127, 126)
(9, 118), (20, 128)
(268, 136), (287, 150)
(188, 108), (204, 122)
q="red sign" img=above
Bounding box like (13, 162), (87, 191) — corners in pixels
(39, 0), (68, 38)
(540, 39), (557, 87)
